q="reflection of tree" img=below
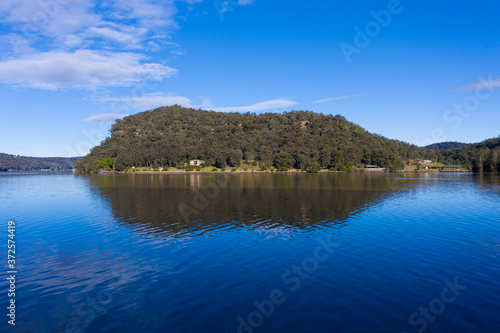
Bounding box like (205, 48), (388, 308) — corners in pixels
(471, 173), (500, 197)
(83, 174), (410, 238)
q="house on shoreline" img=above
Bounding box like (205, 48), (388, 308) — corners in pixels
(189, 160), (205, 166)
(442, 165), (461, 170)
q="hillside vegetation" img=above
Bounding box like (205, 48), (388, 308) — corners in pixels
(74, 106), (500, 173)
(425, 142), (470, 150)
(429, 137), (500, 172)
(0, 153), (79, 171)
(75, 106), (432, 172)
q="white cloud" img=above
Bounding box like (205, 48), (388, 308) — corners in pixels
(84, 113), (127, 122)
(108, 0), (177, 29)
(101, 92), (192, 111)
(456, 75), (500, 92)
(312, 93), (366, 104)
(0, 0), (176, 38)
(0, 0), (200, 90)
(3, 34), (34, 55)
(211, 98), (298, 112)
(83, 25), (148, 49)
(0, 0), (99, 36)
(0, 50), (177, 90)
(198, 98), (214, 109)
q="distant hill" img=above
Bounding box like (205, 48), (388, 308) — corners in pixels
(75, 105), (431, 172)
(0, 153), (81, 171)
(431, 137), (500, 172)
(471, 137), (500, 150)
(426, 141), (470, 150)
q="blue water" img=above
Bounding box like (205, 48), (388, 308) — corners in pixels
(0, 172), (499, 332)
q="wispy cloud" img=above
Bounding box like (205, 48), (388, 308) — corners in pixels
(456, 75), (500, 92)
(84, 113), (127, 122)
(214, 0), (255, 19)
(312, 94), (366, 104)
(0, 0), (177, 40)
(0, 0), (196, 90)
(101, 92), (192, 111)
(197, 98), (214, 109)
(0, 50), (176, 90)
(0, 0), (99, 37)
(211, 98), (298, 112)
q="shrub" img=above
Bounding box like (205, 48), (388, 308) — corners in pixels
(337, 165), (353, 172)
(278, 167), (289, 172)
(212, 167), (218, 172)
(231, 168), (237, 172)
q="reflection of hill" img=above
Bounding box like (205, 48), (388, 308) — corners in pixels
(83, 173), (410, 238)
(471, 173), (500, 198)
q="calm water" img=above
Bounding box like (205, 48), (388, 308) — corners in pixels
(1, 172), (499, 333)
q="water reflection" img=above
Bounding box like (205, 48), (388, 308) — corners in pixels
(471, 173), (500, 195)
(2, 172), (499, 332)
(83, 173), (412, 238)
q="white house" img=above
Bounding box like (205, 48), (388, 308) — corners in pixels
(190, 160), (205, 166)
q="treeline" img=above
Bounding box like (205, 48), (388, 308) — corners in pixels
(75, 106), (433, 172)
(429, 137), (500, 172)
(0, 153), (79, 171)
(425, 141), (470, 150)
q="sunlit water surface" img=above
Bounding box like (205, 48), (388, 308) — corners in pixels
(1, 172), (499, 332)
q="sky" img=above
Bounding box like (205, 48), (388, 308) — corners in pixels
(0, 0), (499, 157)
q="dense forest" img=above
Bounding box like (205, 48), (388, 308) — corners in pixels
(73, 106), (500, 173)
(429, 137), (500, 172)
(0, 153), (79, 171)
(425, 141), (470, 150)
(75, 106), (433, 172)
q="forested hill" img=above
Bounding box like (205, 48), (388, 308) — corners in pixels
(0, 153), (80, 171)
(428, 137), (500, 172)
(426, 141), (470, 150)
(75, 105), (432, 172)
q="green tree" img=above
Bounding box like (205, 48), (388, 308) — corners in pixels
(258, 146), (273, 167)
(295, 154), (310, 170)
(226, 149), (243, 167)
(273, 152), (294, 169)
(114, 154), (128, 171)
(97, 158), (114, 171)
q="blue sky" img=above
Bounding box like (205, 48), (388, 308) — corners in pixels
(1, 0), (499, 157)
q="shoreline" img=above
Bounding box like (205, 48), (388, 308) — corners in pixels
(96, 169), (472, 175)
